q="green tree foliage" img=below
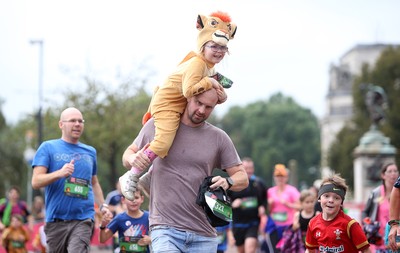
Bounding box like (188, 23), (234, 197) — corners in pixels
(220, 93), (321, 187)
(0, 98), (6, 129)
(0, 76), (151, 197)
(61, 79), (151, 190)
(0, 99), (28, 197)
(328, 46), (400, 189)
(0, 114), (35, 198)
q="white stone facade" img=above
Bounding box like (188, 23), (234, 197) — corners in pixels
(320, 44), (394, 169)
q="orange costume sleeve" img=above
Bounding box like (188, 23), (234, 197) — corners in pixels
(146, 53), (214, 158)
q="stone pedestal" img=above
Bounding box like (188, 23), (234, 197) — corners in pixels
(353, 125), (396, 203)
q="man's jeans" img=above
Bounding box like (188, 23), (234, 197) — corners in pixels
(150, 226), (218, 253)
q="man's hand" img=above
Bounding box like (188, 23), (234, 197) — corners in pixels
(60, 160), (75, 178)
(210, 176), (230, 191)
(388, 224), (400, 251)
(127, 144), (151, 172)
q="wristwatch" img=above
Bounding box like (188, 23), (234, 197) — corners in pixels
(99, 225), (106, 230)
(226, 177), (234, 190)
(388, 220), (400, 227)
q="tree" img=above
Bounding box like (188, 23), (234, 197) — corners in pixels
(0, 70), (152, 197)
(328, 46), (400, 189)
(0, 99), (31, 197)
(0, 98), (6, 129)
(0, 119), (34, 198)
(220, 93), (321, 187)
(60, 79), (151, 190)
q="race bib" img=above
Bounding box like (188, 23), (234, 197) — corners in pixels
(11, 240), (24, 248)
(272, 212), (288, 222)
(64, 177), (89, 199)
(241, 197), (258, 209)
(205, 191), (232, 221)
(119, 236), (146, 252)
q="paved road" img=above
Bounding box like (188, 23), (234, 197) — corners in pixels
(90, 245), (240, 253)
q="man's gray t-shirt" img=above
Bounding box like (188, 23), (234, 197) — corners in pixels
(134, 119), (241, 237)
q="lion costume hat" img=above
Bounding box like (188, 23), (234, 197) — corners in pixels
(196, 11), (237, 52)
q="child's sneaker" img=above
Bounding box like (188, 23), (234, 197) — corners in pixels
(119, 171), (139, 201)
(138, 172), (151, 197)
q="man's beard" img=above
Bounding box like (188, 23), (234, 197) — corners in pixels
(189, 111), (205, 124)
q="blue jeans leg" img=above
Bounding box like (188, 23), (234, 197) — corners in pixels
(150, 226), (218, 253)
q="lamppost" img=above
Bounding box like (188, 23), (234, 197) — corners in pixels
(30, 39), (44, 147)
(24, 130), (36, 209)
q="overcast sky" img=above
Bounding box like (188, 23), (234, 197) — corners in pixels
(1, 0), (400, 124)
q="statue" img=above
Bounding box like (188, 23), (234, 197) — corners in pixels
(363, 84), (387, 126)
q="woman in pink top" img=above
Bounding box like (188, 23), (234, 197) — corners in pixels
(362, 163), (399, 253)
(266, 164), (300, 250)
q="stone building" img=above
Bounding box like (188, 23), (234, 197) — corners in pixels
(320, 44), (394, 171)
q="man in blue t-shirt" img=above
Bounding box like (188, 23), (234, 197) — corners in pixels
(31, 107), (113, 252)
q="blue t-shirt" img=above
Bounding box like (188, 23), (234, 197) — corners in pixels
(32, 139), (97, 222)
(108, 211), (150, 253)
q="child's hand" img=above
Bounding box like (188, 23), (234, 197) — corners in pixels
(138, 235), (151, 246)
(231, 198), (242, 208)
(101, 213), (112, 227)
(216, 85), (227, 104)
(209, 77), (220, 89)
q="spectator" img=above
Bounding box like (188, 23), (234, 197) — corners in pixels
(122, 88), (248, 253)
(305, 174), (370, 252)
(31, 107), (113, 252)
(99, 190), (150, 253)
(362, 163), (398, 252)
(266, 164), (300, 251)
(387, 163), (400, 252)
(228, 157), (267, 253)
(0, 186), (31, 231)
(1, 214), (30, 253)
(31, 195), (45, 223)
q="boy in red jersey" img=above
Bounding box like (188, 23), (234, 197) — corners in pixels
(305, 174), (371, 253)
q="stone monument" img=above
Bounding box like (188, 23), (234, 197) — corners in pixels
(353, 84), (396, 203)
